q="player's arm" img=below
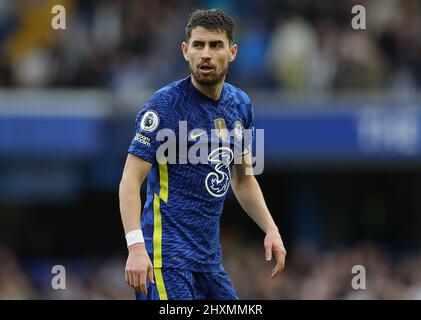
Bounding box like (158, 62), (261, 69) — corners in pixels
(231, 152), (286, 278)
(119, 153), (154, 294)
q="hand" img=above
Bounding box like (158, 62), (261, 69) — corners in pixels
(264, 229), (286, 278)
(125, 243), (154, 294)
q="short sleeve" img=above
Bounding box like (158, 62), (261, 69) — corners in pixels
(128, 93), (177, 164)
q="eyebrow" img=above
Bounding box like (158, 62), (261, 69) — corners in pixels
(191, 40), (225, 46)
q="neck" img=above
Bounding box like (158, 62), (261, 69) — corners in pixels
(191, 76), (224, 101)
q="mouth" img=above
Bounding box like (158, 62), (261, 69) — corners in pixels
(198, 64), (215, 74)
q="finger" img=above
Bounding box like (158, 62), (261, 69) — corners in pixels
(132, 271), (140, 291)
(147, 265), (155, 284)
(265, 243), (272, 261)
(276, 250), (286, 269)
(125, 270), (129, 284)
(274, 253), (285, 272)
(128, 270), (134, 288)
(139, 272), (147, 295)
(271, 253), (286, 278)
(271, 264), (281, 278)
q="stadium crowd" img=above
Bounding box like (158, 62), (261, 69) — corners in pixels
(1, 242), (420, 299)
(0, 0), (420, 94)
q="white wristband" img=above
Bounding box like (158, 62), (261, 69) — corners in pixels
(125, 229), (144, 247)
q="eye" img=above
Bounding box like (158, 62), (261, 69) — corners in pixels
(211, 42), (224, 49)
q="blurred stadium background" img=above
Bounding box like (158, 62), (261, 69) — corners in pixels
(1, 0), (421, 299)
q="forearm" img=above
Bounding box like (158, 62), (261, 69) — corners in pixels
(119, 177), (142, 234)
(231, 176), (278, 234)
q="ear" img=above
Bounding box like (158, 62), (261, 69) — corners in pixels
(181, 42), (189, 62)
(229, 43), (238, 63)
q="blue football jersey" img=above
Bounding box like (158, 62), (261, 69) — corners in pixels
(128, 76), (254, 272)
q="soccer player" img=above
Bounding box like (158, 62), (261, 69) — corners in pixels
(119, 8), (286, 300)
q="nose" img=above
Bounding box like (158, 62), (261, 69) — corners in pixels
(201, 44), (211, 60)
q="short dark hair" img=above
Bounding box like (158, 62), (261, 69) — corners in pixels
(186, 9), (234, 43)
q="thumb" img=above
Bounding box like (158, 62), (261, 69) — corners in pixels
(265, 243), (272, 261)
(147, 265), (154, 284)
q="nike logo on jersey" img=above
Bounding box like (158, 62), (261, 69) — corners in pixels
(190, 130), (206, 140)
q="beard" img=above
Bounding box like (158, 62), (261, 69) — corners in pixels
(189, 61), (228, 86)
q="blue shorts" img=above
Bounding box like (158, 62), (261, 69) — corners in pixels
(135, 268), (239, 300)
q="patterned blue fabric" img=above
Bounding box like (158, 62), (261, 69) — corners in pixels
(135, 269), (239, 300)
(128, 76), (254, 272)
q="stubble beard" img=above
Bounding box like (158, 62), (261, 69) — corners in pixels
(190, 61), (229, 86)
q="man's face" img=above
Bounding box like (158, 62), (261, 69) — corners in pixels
(182, 26), (237, 86)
